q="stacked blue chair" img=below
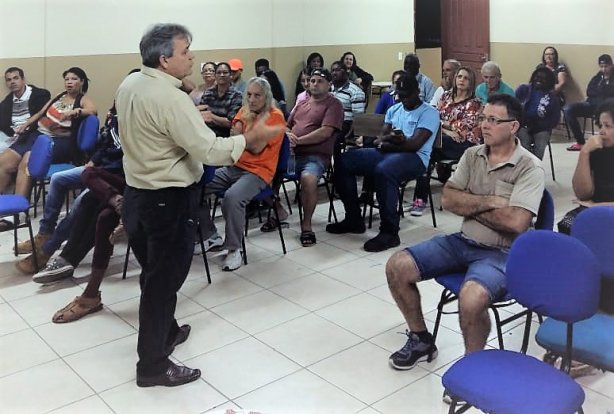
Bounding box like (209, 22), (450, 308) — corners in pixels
(1, 135), (54, 270)
(442, 230), (601, 414)
(432, 189), (554, 353)
(536, 206), (614, 373)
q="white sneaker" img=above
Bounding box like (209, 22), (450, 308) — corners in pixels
(195, 234), (224, 255)
(222, 249), (243, 271)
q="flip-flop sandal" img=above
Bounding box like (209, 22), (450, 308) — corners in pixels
(260, 217), (290, 233)
(300, 230), (316, 247)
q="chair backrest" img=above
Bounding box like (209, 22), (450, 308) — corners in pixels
(77, 115), (100, 153)
(201, 165), (217, 185)
(535, 189), (555, 230)
(507, 230), (600, 323)
(277, 133), (290, 174)
(572, 206), (614, 279)
(28, 134), (54, 179)
(352, 113), (385, 137)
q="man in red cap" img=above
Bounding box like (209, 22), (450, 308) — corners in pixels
(229, 58), (246, 94)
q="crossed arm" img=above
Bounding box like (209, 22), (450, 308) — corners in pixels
(442, 181), (534, 235)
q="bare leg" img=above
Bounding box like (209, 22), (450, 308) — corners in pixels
(458, 280), (492, 353)
(299, 173), (318, 232)
(15, 152), (32, 197)
(0, 149), (21, 193)
(386, 250), (427, 332)
(82, 267), (106, 298)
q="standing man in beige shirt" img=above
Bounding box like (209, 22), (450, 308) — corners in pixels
(115, 23), (282, 388)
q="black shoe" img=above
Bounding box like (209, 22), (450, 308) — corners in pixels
(389, 330), (438, 370)
(136, 362), (201, 387)
(364, 232), (400, 252)
(169, 324), (191, 353)
(326, 219), (366, 234)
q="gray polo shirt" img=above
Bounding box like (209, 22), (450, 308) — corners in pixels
(448, 140), (545, 249)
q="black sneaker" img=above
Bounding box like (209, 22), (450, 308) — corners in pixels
(389, 330), (438, 370)
(326, 219), (366, 234)
(364, 232), (400, 252)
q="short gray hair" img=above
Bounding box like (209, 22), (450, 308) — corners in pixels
(139, 23), (192, 68)
(481, 61), (502, 77)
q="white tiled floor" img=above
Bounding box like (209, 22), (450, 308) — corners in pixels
(1, 136), (613, 413)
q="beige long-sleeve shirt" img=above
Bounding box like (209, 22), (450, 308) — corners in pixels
(115, 66), (246, 189)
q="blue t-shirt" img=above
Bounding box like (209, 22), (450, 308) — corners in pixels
(384, 102), (440, 168)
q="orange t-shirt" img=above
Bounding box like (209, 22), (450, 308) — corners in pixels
(233, 107), (286, 184)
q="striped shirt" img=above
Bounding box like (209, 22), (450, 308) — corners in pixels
(11, 85), (32, 129)
(331, 81), (365, 121)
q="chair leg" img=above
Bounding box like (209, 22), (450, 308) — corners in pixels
(548, 141), (556, 182)
(325, 179), (337, 223)
(272, 197), (287, 254)
(122, 244), (131, 280)
(196, 224), (211, 284)
(241, 236), (248, 265)
(431, 290), (449, 344)
(427, 182), (437, 228)
(519, 311), (533, 354)
(491, 308), (505, 350)
(13, 214), (19, 257)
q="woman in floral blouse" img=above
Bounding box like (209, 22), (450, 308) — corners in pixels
(410, 66), (482, 215)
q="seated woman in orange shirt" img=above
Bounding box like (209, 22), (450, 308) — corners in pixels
(198, 77), (286, 271)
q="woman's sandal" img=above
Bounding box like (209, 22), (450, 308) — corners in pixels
(300, 230), (316, 247)
(260, 216), (290, 233)
(52, 293), (103, 323)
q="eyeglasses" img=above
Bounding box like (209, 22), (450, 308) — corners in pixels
(477, 115), (517, 125)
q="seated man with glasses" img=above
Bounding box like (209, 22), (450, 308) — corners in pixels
(385, 94), (545, 374)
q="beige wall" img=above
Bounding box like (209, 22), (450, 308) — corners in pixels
(0, 42), (414, 117)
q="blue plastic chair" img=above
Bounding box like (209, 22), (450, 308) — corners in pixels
(432, 189), (554, 353)
(1, 135), (53, 270)
(442, 230), (601, 414)
(536, 206), (614, 372)
(34, 115), (100, 216)
(211, 136), (289, 265)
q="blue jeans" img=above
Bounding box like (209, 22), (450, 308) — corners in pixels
(563, 101), (595, 145)
(335, 148), (425, 234)
(39, 166), (86, 235)
(42, 189), (88, 256)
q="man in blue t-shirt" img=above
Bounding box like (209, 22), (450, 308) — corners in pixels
(326, 74), (440, 252)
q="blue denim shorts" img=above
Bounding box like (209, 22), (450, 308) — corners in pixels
(406, 232), (508, 300)
(295, 155), (326, 180)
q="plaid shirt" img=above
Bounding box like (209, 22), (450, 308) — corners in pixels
(200, 86), (243, 137)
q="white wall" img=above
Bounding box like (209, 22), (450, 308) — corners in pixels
(0, 0), (414, 59)
(491, 0), (614, 45)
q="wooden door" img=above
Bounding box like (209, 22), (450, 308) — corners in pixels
(441, 0), (489, 75)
